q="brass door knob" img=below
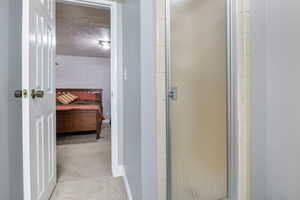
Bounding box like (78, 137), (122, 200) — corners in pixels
(31, 89), (44, 99)
(14, 90), (23, 98)
(14, 90), (28, 98)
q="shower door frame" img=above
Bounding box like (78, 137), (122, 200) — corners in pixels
(165, 0), (239, 199)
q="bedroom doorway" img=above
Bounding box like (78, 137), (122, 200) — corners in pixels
(51, 1), (125, 199)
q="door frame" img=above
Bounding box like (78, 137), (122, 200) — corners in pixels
(55, 0), (123, 177)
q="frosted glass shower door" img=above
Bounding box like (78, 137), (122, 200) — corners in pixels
(167, 0), (229, 199)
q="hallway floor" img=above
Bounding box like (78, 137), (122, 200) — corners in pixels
(50, 126), (127, 200)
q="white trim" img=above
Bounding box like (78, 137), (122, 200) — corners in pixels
(122, 168), (133, 200)
(110, 0), (122, 178)
(235, 0), (251, 199)
(113, 165), (125, 177)
(57, 0), (114, 7)
(58, 0), (123, 178)
(22, 0), (31, 199)
(103, 119), (110, 124)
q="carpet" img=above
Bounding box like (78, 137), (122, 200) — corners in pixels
(50, 126), (127, 200)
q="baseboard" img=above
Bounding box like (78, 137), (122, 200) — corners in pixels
(112, 165), (133, 199)
(122, 167), (133, 200)
(112, 165), (125, 177)
(103, 119), (110, 124)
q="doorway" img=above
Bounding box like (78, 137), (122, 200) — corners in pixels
(51, 2), (126, 199)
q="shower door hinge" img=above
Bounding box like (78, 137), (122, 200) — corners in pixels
(168, 87), (178, 100)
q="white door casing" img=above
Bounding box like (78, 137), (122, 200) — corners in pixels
(22, 0), (56, 199)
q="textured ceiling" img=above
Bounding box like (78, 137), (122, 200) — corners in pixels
(56, 3), (111, 58)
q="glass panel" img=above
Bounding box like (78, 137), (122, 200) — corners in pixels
(168, 0), (228, 199)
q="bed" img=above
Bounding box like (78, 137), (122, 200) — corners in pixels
(56, 89), (105, 139)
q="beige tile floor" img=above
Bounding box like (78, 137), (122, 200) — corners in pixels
(50, 126), (127, 200)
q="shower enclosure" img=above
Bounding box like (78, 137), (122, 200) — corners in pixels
(166, 0), (233, 199)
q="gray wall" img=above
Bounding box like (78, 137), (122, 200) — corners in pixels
(122, 0), (142, 199)
(140, 0), (157, 199)
(122, 0), (157, 199)
(265, 0), (300, 199)
(251, 0), (300, 199)
(0, 0), (23, 199)
(0, 1), (11, 199)
(250, 0), (267, 199)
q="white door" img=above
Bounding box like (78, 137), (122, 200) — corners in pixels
(22, 0), (56, 199)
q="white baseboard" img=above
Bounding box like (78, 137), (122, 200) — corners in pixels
(103, 119), (110, 124)
(112, 165), (125, 177)
(113, 165), (133, 200)
(122, 167), (133, 200)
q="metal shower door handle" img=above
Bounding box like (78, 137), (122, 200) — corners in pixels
(168, 87), (178, 100)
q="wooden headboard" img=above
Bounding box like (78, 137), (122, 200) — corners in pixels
(56, 88), (103, 112)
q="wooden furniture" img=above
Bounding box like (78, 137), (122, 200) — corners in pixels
(56, 89), (104, 139)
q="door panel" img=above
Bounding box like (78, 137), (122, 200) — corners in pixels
(35, 116), (45, 199)
(34, 13), (44, 89)
(47, 113), (55, 183)
(46, 25), (54, 92)
(23, 0), (56, 199)
(167, 0), (228, 200)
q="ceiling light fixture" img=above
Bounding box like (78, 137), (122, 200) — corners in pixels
(98, 40), (111, 50)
